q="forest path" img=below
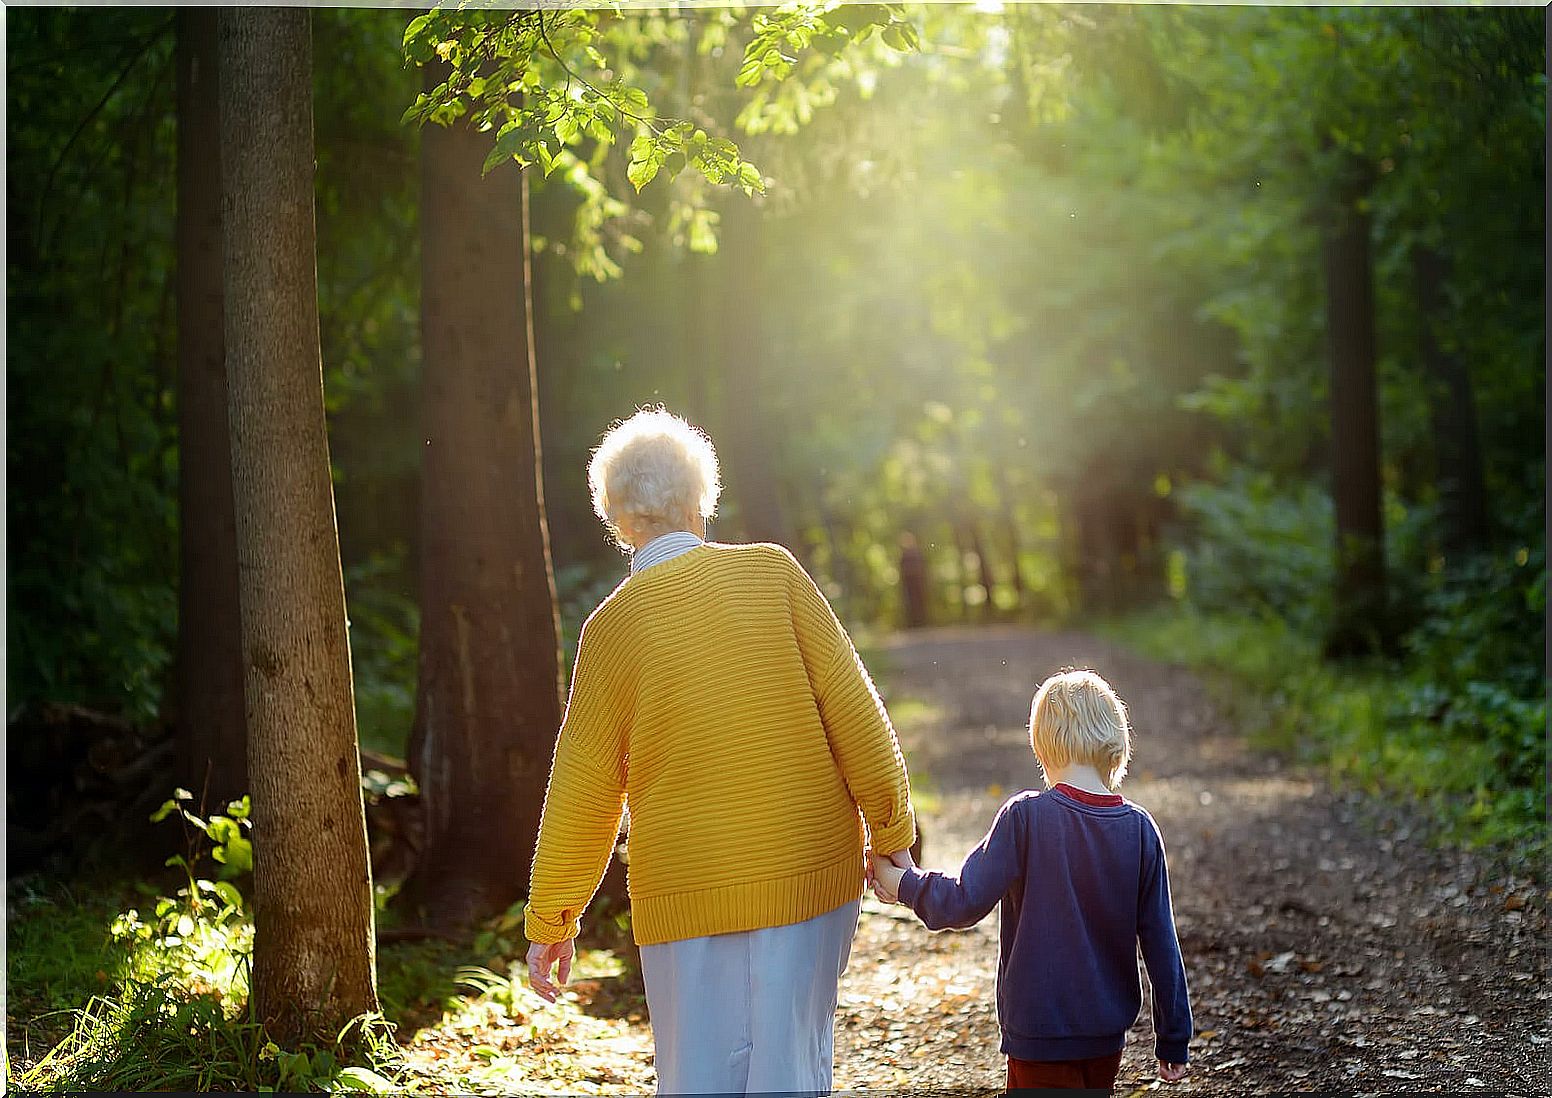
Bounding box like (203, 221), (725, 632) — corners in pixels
(410, 625), (1547, 1094)
(831, 625), (1548, 1095)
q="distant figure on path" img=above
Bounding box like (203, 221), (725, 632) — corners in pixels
(524, 407), (917, 1095)
(898, 531), (928, 628)
(872, 669), (1193, 1092)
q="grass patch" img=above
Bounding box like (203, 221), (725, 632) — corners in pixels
(6, 879), (143, 1059)
(9, 875), (646, 1094)
(1101, 606), (1546, 875)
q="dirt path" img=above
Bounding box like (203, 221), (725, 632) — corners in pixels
(411, 625), (1547, 1095)
(832, 626), (1549, 1095)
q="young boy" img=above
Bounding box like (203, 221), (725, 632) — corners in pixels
(872, 669), (1192, 1092)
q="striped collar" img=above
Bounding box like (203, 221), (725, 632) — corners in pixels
(630, 530), (705, 574)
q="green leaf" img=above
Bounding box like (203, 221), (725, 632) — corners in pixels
(536, 141), (559, 178)
(482, 143), (513, 176)
(736, 59), (765, 88)
(882, 21), (920, 52)
(621, 85), (649, 115)
(331, 1066), (395, 1093)
(627, 157), (660, 192)
(212, 880), (245, 910)
(402, 13), (432, 48)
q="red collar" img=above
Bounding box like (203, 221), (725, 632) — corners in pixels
(1053, 782), (1124, 807)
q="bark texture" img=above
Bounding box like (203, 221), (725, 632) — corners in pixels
(1321, 157), (1388, 657)
(217, 7), (378, 1043)
(175, 7), (247, 810)
(401, 78), (565, 930)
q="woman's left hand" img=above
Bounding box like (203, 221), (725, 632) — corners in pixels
(526, 939), (575, 1003)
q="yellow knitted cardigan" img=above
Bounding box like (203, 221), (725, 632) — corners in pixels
(525, 541), (915, 946)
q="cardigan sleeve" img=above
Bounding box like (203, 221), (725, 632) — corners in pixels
(524, 612), (630, 945)
(785, 550), (916, 856)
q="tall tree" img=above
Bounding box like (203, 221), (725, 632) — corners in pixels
(217, 7), (378, 1043)
(175, 7), (246, 809)
(1413, 244), (1490, 559)
(1320, 151), (1387, 657)
(399, 68), (565, 930)
(717, 198), (790, 545)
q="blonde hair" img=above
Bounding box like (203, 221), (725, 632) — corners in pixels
(1029, 669), (1131, 791)
(588, 407), (721, 551)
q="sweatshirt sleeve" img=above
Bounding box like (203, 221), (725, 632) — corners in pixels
(897, 796), (1024, 931)
(1137, 813), (1194, 1064)
(524, 612), (630, 945)
(785, 551), (916, 856)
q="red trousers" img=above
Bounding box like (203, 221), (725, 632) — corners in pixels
(1006, 1049), (1124, 1092)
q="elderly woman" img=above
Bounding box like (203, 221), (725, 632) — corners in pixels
(524, 407), (916, 1094)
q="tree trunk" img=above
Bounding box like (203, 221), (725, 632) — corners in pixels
(217, 7), (378, 1044)
(175, 7), (247, 811)
(399, 70), (565, 931)
(1320, 157), (1388, 657)
(718, 199), (788, 545)
(898, 532), (929, 629)
(996, 469), (1026, 609)
(1413, 244), (1490, 559)
(970, 523), (997, 617)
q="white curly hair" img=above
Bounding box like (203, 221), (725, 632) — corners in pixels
(588, 407), (721, 551)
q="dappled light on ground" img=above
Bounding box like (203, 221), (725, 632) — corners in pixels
(382, 626), (1546, 1094)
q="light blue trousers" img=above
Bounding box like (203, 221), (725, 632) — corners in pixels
(639, 898), (861, 1096)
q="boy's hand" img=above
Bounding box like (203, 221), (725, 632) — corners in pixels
(1157, 1061), (1188, 1083)
(870, 851), (908, 904)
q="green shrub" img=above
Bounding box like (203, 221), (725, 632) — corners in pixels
(1105, 602), (1546, 873)
(10, 793), (405, 1094)
(344, 552), (420, 757)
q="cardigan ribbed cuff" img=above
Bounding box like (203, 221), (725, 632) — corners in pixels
(869, 807), (917, 860)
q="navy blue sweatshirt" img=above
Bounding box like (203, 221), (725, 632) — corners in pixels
(896, 785), (1193, 1064)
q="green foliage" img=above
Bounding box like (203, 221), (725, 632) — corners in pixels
(11, 795), (405, 1094)
(344, 553), (421, 757)
(1105, 605), (1547, 872)
(402, 8), (758, 188)
(6, 0), (1543, 959)
(7, 882), (139, 1027)
(401, 2), (918, 292)
(6, 10), (179, 723)
(1172, 469), (1335, 633)
(13, 979), (404, 1094)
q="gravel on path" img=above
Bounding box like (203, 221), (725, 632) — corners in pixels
(833, 625), (1548, 1097)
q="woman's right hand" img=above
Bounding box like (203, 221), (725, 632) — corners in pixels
(526, 938), (575, 1003)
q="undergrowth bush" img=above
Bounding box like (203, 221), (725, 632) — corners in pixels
(1105, 552), (1546, 875)
(1171, 465), (1440, 637)
(9, 792), (405, 1094)
(344, 552), (420, 758)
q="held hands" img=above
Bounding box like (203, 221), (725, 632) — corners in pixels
(525, 938), (575, 1003)
(1157, 1061), (1189, 1083)
(868, 848), (915, 905)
